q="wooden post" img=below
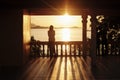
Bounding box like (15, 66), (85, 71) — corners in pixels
(90, 14), (97, 65)
(82, 14), (87, 56)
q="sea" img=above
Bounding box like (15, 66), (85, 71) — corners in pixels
(30, 28), (91, 55)
(30, 28), (91, 41)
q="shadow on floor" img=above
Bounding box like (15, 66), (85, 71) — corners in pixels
(0, 56), (120, 80)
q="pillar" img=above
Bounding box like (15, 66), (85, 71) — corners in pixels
(82, 14), (87, 56)
(0, 9), (31, 67)
(90, 14), (97, 65)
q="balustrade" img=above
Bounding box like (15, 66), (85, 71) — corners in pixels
(30, 41), (90, 57)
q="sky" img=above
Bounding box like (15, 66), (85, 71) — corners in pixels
(30, 14), (91, 41)
(31, 14), (83, 28)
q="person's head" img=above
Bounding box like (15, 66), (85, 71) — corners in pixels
(49, 25), (54, 30)
(31, 36), (34, 40)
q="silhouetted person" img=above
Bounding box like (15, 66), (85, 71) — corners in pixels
(31, 36), (36, 43)
(36, 40), (42, 57)
(48, 25), (55, 56)
(30, 36), (37, 57)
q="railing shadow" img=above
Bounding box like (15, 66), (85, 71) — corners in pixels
(18, 56), (96, 80)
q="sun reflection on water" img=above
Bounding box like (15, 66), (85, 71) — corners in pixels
(62, 28), (71, 41)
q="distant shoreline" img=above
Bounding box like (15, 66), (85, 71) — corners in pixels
(31, 27), (91, 31)
(31, 26), (82, 29)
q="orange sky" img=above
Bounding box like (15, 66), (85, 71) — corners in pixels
(30, 14), (91, 41)
(31, 15), (83, 28)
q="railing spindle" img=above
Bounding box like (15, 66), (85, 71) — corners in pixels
(78, 44), (81, 56)
(61, 44), (63, 56)
(65, 44), (66, 56)
(74, 44), (76, 56)
(30, 41), (84, 57)
(43, 44), (45, 56)
(56, 44), (58, 56)
(70, 44), (71, 56)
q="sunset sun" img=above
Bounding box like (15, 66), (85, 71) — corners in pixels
(62, 13), (72, 24)
(58, 13), (75, 27)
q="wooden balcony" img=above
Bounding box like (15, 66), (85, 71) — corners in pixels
(30, 41), (90, 57)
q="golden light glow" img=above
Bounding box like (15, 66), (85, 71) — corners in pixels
(31, 15), (82, 28)
(58, 13), (76, 27)
(63, 13), (72, 24)
(62, 28), (70, 41)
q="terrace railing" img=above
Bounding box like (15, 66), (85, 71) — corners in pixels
(30, 41), (90, 57)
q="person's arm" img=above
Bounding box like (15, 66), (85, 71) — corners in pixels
(54, 30), (55, 36)
(48, 31), (50, 37)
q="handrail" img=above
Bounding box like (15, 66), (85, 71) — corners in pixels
(38, 41), (82, 45)
(30, 41), (90, 57)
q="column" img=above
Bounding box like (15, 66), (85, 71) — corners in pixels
(90, 14), (97, 65)
(82, 14), (87, 56)
(0, 9), (24, 66)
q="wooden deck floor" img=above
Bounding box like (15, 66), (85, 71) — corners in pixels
(0, 56), (120, 80)
(19, 57), (94, 80)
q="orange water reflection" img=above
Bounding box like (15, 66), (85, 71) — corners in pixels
(62, 28), (71, 41)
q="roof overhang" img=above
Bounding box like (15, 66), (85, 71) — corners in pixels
(1, 0), (120, 15)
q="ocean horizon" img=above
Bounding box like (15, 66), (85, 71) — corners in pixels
(30, 28), (91, 41)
